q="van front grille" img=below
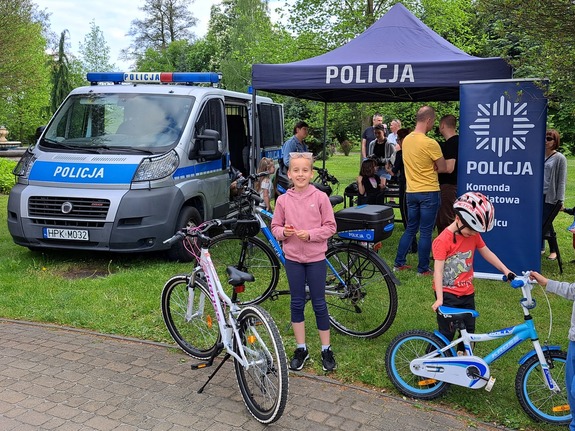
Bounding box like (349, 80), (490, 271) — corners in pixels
(28, 196), (110, 219)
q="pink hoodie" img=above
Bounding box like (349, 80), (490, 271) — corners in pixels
(271, 185), (336, 263)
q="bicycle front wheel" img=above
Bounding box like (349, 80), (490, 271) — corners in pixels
(515, 349), (571, 424)
(161, 275), (220, 359)
(208, 233), (280, 305)
(234, 305), (288, 424)
(325, 242), (398, 338)
(385, 330), (451, 399)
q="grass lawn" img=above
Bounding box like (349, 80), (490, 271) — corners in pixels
(1, 152), (575, 430)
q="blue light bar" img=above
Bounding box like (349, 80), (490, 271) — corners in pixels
(86, 72), (221, 85)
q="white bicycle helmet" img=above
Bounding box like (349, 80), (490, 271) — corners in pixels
(453, 192), (495, 233)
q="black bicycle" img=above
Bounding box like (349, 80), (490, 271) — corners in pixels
(208, 170), (399, 339)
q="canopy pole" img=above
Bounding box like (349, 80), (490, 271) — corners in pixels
(251, 88), (259, 175)
(322, 102), (328, 170)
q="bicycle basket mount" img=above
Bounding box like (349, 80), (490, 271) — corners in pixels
(233, 217), (260, 238)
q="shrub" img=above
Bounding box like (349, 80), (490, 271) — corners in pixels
(339, 140), (353, 156)
(0, 159), (17, 194)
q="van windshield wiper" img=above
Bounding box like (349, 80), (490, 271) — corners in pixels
(41, 138), (100, 153)
(92, 145), (155, 155)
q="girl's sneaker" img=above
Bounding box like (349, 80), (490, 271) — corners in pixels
(321, 347), (337, 372)
(289, 348), (309, 371)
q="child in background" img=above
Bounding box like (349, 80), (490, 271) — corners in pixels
(357, 158), (385, 205)
(271, 152), (337, 372)
(529, 270), (575, 431)
(432, 192), (515, 353)
(255, 157), (275, 211)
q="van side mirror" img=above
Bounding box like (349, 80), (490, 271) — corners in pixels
(35, 126), (45, 141)
(196, 129), (222, 160)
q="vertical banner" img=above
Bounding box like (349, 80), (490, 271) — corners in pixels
(459, 79), (547, 278)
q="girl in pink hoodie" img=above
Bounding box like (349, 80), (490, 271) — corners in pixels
(271, 152), (337, 372)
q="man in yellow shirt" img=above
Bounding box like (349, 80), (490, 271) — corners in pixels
(393, 106), (448, 275)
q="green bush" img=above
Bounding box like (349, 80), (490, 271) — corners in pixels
(0, 159), (16, 194)
(339, 140), (353, 156)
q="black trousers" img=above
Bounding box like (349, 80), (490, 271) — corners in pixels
(436, 291), (475, 352)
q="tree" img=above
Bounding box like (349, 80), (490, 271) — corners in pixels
(50, 30), (74, 114)
(206, 0), (297, 91)
(477, 0), (575, 151)
(79, 20), (116, 74)
(136, 39), (215, 72)
(0, 0), (51, 143)
(123, 0), (198, 62)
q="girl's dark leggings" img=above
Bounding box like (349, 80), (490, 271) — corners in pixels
(285, 258), (330, 331)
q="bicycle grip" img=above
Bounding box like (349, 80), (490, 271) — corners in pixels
(163, 230), (186, 245)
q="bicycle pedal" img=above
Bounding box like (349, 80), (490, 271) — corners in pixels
(484, 376), (496, 392)
(191, 361), (212, 370)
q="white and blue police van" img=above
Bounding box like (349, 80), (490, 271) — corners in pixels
(7, 72), (283, 261)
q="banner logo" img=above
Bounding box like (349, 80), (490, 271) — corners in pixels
(469, 95), (536, 157)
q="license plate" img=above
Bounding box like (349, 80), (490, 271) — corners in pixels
(43, 228), (89, 241)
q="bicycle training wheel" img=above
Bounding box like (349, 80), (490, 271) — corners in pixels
(161, 275), (220, 359)
(385, 329), (451, 400)
(208, 233), (280, 305)
(325, 242), (397, 338)
(234, 305), (288, 424)
(515, 349), (570, 424)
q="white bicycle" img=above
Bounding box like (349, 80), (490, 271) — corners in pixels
(161, 218), (288, 424)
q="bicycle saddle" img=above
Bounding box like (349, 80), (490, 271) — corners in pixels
(226, 266), (255, 286)
(329, 195), (344, 206)
(437, 306), (479, 318)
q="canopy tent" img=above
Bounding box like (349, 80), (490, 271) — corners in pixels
(251, 3), (512, 102)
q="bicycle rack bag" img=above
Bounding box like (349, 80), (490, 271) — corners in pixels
(334, 205), (395, 242)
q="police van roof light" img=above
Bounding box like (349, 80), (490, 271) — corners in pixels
(86, 72), (221, 85)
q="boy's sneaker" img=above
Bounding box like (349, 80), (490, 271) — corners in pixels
(289, 348), (309, 371)
(417, 270), (433, 276)
(321, 348), (337, 372)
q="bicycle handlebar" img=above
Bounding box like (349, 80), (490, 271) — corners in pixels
(163, 218), (237, 245)
(502, 271), (537, 309)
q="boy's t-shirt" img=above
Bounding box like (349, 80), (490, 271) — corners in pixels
(432, 228), (486, 296)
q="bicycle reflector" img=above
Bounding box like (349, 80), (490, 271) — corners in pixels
(86, 72), (222, 85)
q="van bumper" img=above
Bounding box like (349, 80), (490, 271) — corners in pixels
(8, 185), (186, 253)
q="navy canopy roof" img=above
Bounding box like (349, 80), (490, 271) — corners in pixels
(251, 3), (512, 102)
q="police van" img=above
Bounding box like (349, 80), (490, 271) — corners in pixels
(7, 72), (283, 261)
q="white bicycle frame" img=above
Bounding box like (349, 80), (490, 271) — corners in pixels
(412, 273), (561, 392)
(189, 244), (270, 370)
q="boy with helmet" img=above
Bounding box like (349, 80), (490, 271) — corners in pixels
(431, 192), (515, 353)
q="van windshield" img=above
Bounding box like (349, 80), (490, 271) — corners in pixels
(42, 94), (194, 153)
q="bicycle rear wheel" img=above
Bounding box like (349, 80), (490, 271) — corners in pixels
(161, 275), (220, 359)
(208, 233), (280, 305)
(234, 305), (288, 424)
(515, 350), (570, 425)
(325, 242), (397, 338)
(385, 330), (451, 399)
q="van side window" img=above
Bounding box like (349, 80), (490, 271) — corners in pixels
(191, 98), (225, 159)
(258, 104), (283, 148)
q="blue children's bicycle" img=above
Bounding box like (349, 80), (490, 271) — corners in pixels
(385, 271), (570, 425)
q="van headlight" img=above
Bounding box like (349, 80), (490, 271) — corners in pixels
(13, 150), (37, 178)
(133, 150), (179, 182)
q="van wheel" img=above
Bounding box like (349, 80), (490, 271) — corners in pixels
(167, 206), (202, 262)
